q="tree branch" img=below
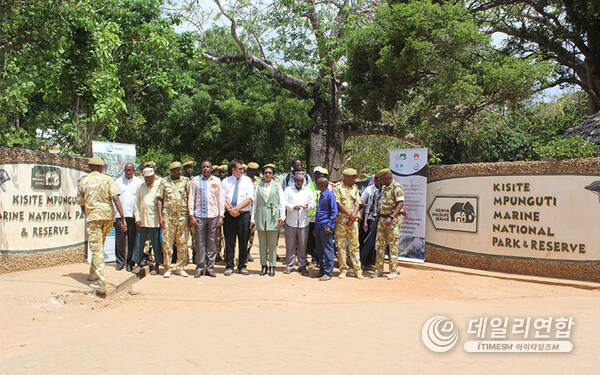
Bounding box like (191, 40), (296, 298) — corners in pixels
(342, 120), (421, 146)
(201, 52), (313, 98)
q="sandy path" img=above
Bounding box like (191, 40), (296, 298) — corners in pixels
(1, 245), (599, 374)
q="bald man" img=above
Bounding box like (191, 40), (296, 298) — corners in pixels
(114, 162), (142, 271)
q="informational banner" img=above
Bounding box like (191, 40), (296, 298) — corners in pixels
(91, 140), (136, 178)
(426, 175), (600, 262)
(389, 148), (428, 262)
(0, 163), (86, 253)
(90, 141), (136, 262)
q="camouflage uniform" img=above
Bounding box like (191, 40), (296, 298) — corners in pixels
(77, 171), (119, 289)
(333, 182), (362, 274)
(375, 180), (405, 274)
(216, 227), (224, 260)
(246, 176), (261, 255)
(157, 176), (190, 271)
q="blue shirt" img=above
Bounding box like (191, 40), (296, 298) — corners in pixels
(315, 188), (338, 229)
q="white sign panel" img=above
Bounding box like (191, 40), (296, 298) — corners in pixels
(91, 141), (136, 262)
(92, 140), (136, 178)
(0, 163), (86, 253)
(427, 175), (600, 261)
(389, 148), (428, 262)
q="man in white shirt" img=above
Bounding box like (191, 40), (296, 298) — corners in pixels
(114, 162), (142, 271)
(222, 159), (255, 275)
(282, 171), (315, 276)
(132, 168), (163, 274)
(189, 160), (225, 278)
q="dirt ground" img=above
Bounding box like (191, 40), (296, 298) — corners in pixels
(1, 243), (599, 374)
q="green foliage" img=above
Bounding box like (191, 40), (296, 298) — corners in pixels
(471, 0), (600, 111)
(344, 135), (414, 178)
(123, 41), (313, 172)
(427, 92), (593, 164)
(345, 0), (553, 127)
(532, 136), (599, 161)
(0, 0), (191, 155)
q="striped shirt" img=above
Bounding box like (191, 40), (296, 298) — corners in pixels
(188, 175), (225, 219)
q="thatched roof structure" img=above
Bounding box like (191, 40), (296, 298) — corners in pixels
(564, 111), (600, 145)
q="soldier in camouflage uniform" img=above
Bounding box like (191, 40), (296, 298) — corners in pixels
(372, 168), (405, 280)
(77, 157), (127, 294)
(333, 168), (363, 279)
(157, 162), (190, 277)
(215, 164), (228, 261)
(182, 160), (196, 263)
(245, 162), (260, 262)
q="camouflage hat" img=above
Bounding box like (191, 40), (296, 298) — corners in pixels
(247, 162), (259, 170)
(242, 163), (248, 170)
(376, 168), (391, 178)
(89, 157), (104, 166)
(218, 165), (228, 171)
(169, 161), (182, 170)
(144, 161), (156, 168)
(182, 160), (194, 167)
(342, 168), (357, 176)
(264, 163), (276, 168)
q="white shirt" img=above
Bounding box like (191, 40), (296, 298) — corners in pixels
(360, 183), (376, 206)
(282, 184), (315, 228)
(222, 175), (255, 213)
(114, 175), (142, 218)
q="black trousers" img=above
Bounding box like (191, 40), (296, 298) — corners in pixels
(114, 217), (136, 267)
(360, 218), (377, 267)
(224, 211), (250, 270)
(306, 222), (317, 260)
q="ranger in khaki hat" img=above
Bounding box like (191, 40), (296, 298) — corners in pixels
(182, 161), (195, 179)
(372, 167), (404, 280)
(342, 168), (358, 176)
(332, 166), (363, 279)
(169, 161), (182, 170)
(156, 161), (190, 278)
(78, 157), (127, 293)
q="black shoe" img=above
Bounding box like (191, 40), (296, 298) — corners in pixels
(248, 253), (254, 262)
(269, 267), (275, 277)
(260, 266), (267, 276)
(139, 259), (148, 268)
(125, 264), (132, 272)
(115, 264), (124, 271)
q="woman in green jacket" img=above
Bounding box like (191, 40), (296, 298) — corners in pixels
(251, 165), (284, 276)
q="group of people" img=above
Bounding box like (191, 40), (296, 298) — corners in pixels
(77, 156), (406, 293)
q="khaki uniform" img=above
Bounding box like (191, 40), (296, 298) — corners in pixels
(77, 171), (119, 288)
(375, 180), (404, 273)
(333, 182), (362, 273)
(157, 176), (190, 271)
(216, 227), (224, 259)
(247, 176), (261, 254)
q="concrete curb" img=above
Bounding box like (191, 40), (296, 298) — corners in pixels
(399, 261), (600, 291)
(105, 265), (150, 297)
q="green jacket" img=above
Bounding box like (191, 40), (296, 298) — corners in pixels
(254, 181), (282, 231)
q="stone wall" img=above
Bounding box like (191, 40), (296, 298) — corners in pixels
(426, 158), (600, 282)
(0, 146), (89, 274)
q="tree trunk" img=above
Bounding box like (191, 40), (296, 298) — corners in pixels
(307, 84), (345, 181)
